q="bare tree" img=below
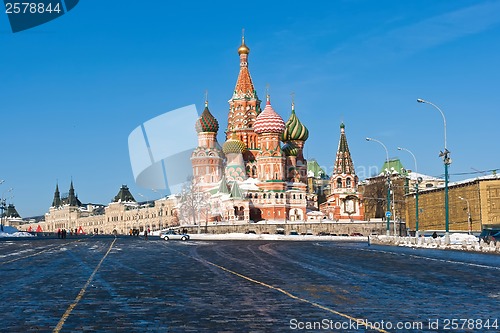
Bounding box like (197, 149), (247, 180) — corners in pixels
(176, 177), (209, 233)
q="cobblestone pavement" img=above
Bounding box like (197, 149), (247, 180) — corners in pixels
(0, 236), (499, 332)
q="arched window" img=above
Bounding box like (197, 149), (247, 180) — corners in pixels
(337, 178), (342, 188)
(346, 178), (352, 188)
(280, 193), (284, 199)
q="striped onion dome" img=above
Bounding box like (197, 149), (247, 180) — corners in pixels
(222, 132), (246, 154)
(282, 103), (309, 141)
(253, 95), (285, 134)
(282, 142), (298, 156)
(195, 102), (219, 133)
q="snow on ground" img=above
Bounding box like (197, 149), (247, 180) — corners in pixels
(0, 226), (34, 238)
(188, 233), (367, 242)
(372, 233), (500, 254)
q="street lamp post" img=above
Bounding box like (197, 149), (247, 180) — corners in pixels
(366, 137), (392, 236)
(458, 196), (472, 235)
(398, 147), (422, 238)
(417, 98), (451, 244)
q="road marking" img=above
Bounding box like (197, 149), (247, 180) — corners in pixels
(0, 239), (84, 265)
(53, 237), (117, 333)
(171, 247), (390, 333)
(358, 247), (500, 271)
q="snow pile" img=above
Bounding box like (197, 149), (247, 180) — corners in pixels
(188, 233), (366, 242)
(446, 233), (478, 245)
(0, 226), (34, 238)
(371, 233), (500, 253)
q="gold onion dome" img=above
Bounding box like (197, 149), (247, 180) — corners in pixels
(282, 103), (309, 141)
(282, 142), (298, 156)
(222, 132), (246, 154)
(195, 102), (219, 133)
(254, 96), (286, 134)
(238, 36), (250, 55)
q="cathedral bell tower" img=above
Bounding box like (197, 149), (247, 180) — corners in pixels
(227, 34), (261, 176)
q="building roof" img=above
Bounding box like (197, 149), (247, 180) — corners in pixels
(230, 181), (243, 199)
(282, 103), (309, 142)
(217, 176), (230, 194)
(333, 123), (355, 175)
(307, 159), (327, 179)
(253, 95), (286, 134)
(222, 132), (246, 154)
(4, 204), (21, 218)
(195, 101), (219, 133)
(379, 158), (407, 176)
(113, 185), (136, 203)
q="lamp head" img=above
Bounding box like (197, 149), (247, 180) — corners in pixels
(397, 147), (402, 150)
(417, 98), (425, 103)
(366, 137), (372, 141)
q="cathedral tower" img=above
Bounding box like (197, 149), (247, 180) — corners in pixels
(227, 35), (261, 175)
(320, 123), (364, 220)
(282, 102), (309, 183)
(254, 95), (286, 190)
(191, 100), (224, 185)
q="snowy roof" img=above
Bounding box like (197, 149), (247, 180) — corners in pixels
(240, 177), (260, 191)
(407, 171), (442, 181)
(419, 173), (499, 192)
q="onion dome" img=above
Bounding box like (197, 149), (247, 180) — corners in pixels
(222, 132), (246, 154)
(282, 142), (298, 156)
(238, 35), (250, 55)
(282, 103), (309, 141)
(195, 101), (219, 133)
(253, 95), (286, 134)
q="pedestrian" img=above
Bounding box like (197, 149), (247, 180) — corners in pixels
(57, 229), (61, 239)
(432, 231), (438, 239)
(144, 229), (148, 240)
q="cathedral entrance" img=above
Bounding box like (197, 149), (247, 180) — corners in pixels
(250, 208), (262, 222)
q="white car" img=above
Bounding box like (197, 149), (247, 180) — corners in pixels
(159, 229), (190, 241)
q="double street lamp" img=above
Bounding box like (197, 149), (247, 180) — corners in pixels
(366, 137), (392, 236)
(417, 98), (451, 244)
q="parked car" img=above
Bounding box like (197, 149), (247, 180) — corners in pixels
(350, 232), (363, 236)
(289, 230), (299, 235)
(160, 229), (190, 241)
(479, 229), (500, 244)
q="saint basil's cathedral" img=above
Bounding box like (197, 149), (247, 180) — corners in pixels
(190, 36), (364, 223)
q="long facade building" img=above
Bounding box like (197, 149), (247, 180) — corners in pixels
(405, 175), (500, 233)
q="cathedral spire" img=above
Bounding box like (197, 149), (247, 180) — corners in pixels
(67, 180), (78, 206)
(334, 123), (355, 175)
(52, 182), (61, 207)
(233, 34), (256, 100)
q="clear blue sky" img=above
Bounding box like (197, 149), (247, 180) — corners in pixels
(1, 0), (499, 217)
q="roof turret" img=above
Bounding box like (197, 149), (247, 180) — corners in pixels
(253, 95), (285, 134)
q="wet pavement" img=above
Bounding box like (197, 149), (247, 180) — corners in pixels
(0, 236), (499, 332)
